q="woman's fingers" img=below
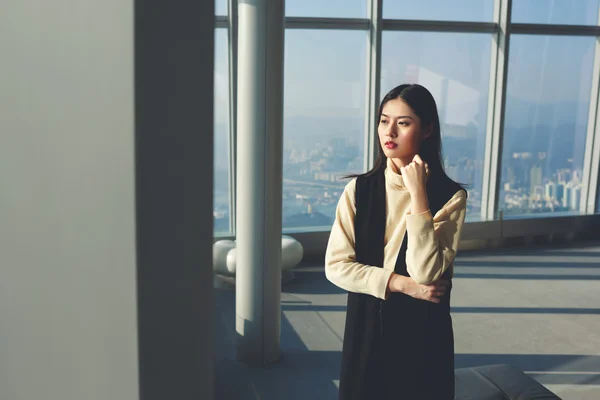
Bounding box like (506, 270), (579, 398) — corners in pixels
(412, 279), (451, 303)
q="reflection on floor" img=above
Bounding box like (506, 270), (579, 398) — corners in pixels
(215, 242), (600, 400)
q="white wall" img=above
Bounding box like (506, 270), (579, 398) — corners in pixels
(0, 1), (138, 399)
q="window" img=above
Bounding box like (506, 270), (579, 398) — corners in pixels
(286, 0), (367, 19)
(215, 0), (227, 16)
(214, 28), (231, 234)
(383, 0), (494, 22)
(512, 0), (600, 26)
(381, 32), (492, 221)
(283, 30), (367, 230)
(499, 35), (595, 217)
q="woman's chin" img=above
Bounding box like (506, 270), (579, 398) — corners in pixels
(383, 149), (408, 159)
(382, 148), (398, 157)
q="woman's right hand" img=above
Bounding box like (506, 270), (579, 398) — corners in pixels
(387, 273), (450, 303)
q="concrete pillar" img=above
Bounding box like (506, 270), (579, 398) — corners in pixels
(236, 0), (285, 365)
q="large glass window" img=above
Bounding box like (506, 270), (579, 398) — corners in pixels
(499, 35), (595, 217)
(283, 30), (367, 230)
(286, 0), (367, 19)
(512, 0), (600, 26)
(214, 28), (230, 234)
(215, 0), (227, 16)
(383, 0), (494, 22)
(381, 32), (492, 222)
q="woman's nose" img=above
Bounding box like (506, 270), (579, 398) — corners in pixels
(386, 126), (397, 138)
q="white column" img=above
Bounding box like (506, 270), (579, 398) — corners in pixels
(482, 0), (512, 221)
(236, 0), (285, 365)
(580, 7), (600, 214)
(364, 0), (383, 171)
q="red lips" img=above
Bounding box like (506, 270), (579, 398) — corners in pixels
(385, 141), (397, 149)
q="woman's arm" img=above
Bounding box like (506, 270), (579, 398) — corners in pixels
(325, 179), (394, 300)
(399, 154), (467, 285)
(405, 190), (467, 284)
(387, 272), (450, 303)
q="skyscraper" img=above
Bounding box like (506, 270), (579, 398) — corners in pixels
(545, 181), (556, 199)
(530, 165), (542, 196)
(562, 184), (572, 209)
(571, 185), (582, 211)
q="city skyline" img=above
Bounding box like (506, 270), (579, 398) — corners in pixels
(214, 116), (587, 232)
(213, 0), (599, 232)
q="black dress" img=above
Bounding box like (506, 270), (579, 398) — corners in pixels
(338, 167), (464, 400)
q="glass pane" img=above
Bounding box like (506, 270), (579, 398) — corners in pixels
(286, 0), (367, 18)
(214, 28), (230, 234)
(215, 0), (227, 16)
(384, 0), (494, 22)
(381, 32), (492, 222)
(512, 0), (600, 26)
(283, 30), (367, 230)
(500, 35), (594, 218)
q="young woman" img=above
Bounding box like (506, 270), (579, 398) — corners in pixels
(325, 84), (467, 400)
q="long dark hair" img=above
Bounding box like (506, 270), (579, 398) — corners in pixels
(349, 84), (460, 186)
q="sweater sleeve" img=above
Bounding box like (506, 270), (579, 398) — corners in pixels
(404, 189), (467, 284)
(324, 179), (393, 300)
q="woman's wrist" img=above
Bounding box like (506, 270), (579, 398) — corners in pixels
(388, 273), (410, 294)
(410, 188), (429, 214)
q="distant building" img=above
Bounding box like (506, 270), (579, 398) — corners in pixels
(555, 184), (565, 204)
(557, 169), (571, 184)
(570, 185), (581, 210)
(545, 181), (556, 199)
(530, 165), (542, 195)
(562, 184), (572, 209)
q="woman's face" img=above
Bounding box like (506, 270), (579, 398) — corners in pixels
(377, 97), (430, 164)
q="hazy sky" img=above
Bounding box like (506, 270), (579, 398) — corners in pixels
(214, 0), (599, 124)
(217, 0), (599, 24)
(214, 0), (599, 177)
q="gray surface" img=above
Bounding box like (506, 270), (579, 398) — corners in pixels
(0, 1), (139, 399)
(135, 0), (215, 399)
(215, 243), (600, 399)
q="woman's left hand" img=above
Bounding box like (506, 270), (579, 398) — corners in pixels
(400, 154), (428, 197)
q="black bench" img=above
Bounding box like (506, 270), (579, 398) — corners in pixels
(455, 364), (561, 399)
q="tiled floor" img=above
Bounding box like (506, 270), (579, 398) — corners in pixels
(215, 243), (600, 399)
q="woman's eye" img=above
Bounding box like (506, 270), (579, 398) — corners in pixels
(399, 121), (408, 126)
(380, 120), (388, 125)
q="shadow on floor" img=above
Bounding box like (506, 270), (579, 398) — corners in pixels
(454, 272), (600, 280)
(281, 303), (600, 315)
(455, 260), (600, 268)
(215, 287), (341, 400)
(282, 270), (346, 295)
(456, 354), (600, 385)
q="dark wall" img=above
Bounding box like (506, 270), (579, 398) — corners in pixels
(135, 1), (215, 399)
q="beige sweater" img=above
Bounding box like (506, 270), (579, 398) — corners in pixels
(325, 159), (467, 300)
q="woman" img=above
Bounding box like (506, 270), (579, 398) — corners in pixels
(325, 84), (467, 399)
